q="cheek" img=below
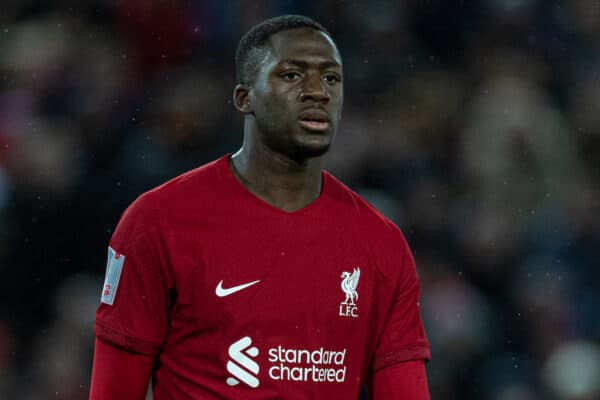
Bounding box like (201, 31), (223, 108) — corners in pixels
(258, 93), (294, 123)
(252, 99), (291, 137)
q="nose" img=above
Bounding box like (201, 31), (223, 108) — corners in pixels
(300, 74), (329, 103)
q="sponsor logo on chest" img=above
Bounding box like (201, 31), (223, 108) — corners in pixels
(225, 337), (348, 388)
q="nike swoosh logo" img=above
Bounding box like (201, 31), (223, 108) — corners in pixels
(215, 279), (261, 297)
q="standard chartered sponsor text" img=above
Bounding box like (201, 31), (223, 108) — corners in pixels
(267, 346), (347, 383)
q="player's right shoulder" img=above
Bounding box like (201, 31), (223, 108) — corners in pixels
(144, 155), (226, 202)
(115, 156), (227, 239)
(110, 190), (160, 246)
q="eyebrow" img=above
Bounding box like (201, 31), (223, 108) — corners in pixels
(279, 59), (342, 69)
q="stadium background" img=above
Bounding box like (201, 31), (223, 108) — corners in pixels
(1, 1), (599, 399)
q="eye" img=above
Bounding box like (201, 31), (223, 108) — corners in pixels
(281, 71), (302, 81)
(322, 74), (341, 84)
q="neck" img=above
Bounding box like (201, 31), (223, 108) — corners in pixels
(229, 135), (324, 213)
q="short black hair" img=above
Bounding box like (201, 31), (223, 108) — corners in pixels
(235, 15), (333, 85)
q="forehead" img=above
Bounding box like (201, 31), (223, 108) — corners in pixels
(266, 27), (341, 66)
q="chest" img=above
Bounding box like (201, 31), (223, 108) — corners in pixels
(166, 216), (377, 342)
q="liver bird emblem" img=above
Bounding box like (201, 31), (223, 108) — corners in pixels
(340, 267), (360, 305)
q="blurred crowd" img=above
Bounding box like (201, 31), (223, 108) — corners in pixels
(1, 1), (599, 399)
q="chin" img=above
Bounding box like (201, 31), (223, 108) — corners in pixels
(290, 140), (332, 160)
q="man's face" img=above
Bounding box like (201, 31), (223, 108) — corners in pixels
(248, 27), (343, 160)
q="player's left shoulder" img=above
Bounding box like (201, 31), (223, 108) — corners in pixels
(324, 171), (406, 239)
(324, 171), (413, 268)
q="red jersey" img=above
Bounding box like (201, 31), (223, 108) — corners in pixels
(94, 155), (430, 399)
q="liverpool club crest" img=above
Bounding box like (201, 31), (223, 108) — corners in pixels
(339, 267), (360, 318)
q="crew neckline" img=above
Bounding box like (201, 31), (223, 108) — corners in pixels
(218, 154), (328, 216)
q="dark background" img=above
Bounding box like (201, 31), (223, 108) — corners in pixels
(1, 1), (599, 399)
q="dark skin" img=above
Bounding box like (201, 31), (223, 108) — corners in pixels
(231, 27), (344, 212)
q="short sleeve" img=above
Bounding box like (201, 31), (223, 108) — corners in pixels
(371, 232), (431, 371)
(94, 198), (170, 357)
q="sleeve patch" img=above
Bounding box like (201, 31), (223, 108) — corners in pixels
(101, 246), (125, 305)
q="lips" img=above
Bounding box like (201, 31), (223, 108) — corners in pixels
(298, 109), (330, 132)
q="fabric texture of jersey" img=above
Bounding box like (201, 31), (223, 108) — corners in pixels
(94, 155), (430, 399)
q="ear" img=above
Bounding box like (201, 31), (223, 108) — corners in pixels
(233, 84), (252, 114)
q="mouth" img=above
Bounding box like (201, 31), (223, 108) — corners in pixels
(298, 110), (330, 132)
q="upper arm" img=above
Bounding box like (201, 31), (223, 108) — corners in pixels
(94, 199), (171, 356)
(91, 199), (170, 398)
(89, 339), (154, 400)
(371, 228), (430, 371)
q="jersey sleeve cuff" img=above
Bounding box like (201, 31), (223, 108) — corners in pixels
(94, 321), (162, 357)
(372, 345), (431, 371)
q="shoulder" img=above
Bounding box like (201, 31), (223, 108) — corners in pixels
(323, 171), (414, 272)
(149, 155), (225, 198)
(324, 171), (405, 239)
(113, 156), (227, 240)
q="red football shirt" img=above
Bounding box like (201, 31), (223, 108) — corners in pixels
(94, 155), (430, 399)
